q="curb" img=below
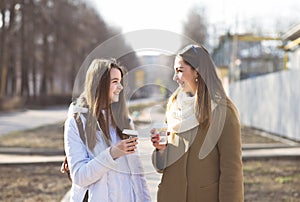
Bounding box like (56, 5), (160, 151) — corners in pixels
(242, 144), (300, 150)
(0, 154), (64, 165)
(242, 147), (300, 160)
(0, 147), (64, 156)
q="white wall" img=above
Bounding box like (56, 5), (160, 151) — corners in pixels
(289, 49), (300, 70)
(229, 69), (300, 141)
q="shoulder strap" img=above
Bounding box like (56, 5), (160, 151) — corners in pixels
(61, 113), (87, 182)
(73, 113), (86, 144)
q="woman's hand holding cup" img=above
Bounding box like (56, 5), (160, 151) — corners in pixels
(150, 123), (168, 151)
(110, 130), (138, 159)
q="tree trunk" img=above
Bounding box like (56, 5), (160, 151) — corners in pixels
(0, 0), (7, 97)
(29, 0), (37, 99)
(40, 32), (49, 96)
(7, 43), (16, 97)
(6, 0), (17, 97)
(20, 1), (29, 97)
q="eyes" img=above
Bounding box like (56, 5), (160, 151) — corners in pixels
(110, 79), (123, 91)
(175, 68), (183, 74)
(111, 79), (121, 85)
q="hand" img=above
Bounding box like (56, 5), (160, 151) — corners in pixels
(110, 137), (138, 159)
(150, 128), (167, 151)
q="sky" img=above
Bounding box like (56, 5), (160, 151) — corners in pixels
(87, 0), (300, 49)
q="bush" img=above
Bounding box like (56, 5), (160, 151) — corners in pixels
(25, 94), (72, 109)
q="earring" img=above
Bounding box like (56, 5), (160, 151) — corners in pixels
(195, 78), (198, 82)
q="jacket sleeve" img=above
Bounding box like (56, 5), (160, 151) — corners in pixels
(64, 116), (117, 187)
(217, 105), (244, 202)
(152, 149), (167, 173)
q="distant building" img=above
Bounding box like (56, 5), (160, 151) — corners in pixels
(127, 54), (176, 100)
(212, 33), (284, 83)
(282, 23), (300, 70)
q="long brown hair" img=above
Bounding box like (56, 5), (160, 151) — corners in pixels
(169, 44), (227, 126)
(80, 58), (131, 151)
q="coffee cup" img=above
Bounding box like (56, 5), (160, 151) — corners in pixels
(152, 123), (168, 145)
(122, 129), (138, 151)
(122, 129), (138, 138)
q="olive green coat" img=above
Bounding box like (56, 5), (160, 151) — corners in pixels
(152, 102), (244, 202)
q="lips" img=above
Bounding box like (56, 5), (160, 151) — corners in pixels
(177, 81), (185, 88)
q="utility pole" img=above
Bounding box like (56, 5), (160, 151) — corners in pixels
(229, 14), (240, 82)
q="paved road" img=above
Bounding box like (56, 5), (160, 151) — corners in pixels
(0, 106), (68, 136)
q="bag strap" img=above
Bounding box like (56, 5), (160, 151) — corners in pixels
(73, 112), (86, 144)
(60, 112), (86, 182)
(60, 156), (72, 182)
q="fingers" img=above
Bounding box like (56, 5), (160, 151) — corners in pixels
(125, 137), (138, 143)
(122, 138), (138, 153)
(150, 128), (156, 134)
(110, 138), (139, 159)
(150, 134), (159, 144)
(150, 132), (167, 151)
(150, 134), (161, 148)
(126, 144), (137, 152)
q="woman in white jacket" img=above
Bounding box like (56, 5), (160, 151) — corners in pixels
(64, 58), (151, 202)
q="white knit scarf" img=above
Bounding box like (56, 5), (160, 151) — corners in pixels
(166, 90), (199, 133)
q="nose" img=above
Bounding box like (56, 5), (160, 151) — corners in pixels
(118, 83), (123, 90)
(173, 73), (178, 81)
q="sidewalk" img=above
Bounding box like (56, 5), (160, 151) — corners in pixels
(0, 106), (68, 136)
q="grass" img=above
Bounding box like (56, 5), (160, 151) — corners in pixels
(243, 159), (300, 201)
(0, 122), (64, 149)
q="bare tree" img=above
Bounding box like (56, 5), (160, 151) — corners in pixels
(182, 5), (208, 46)
(0, 0), (7, 97)
(20, 0), (30, 97)
(0, 0), (141, 108)
(5, 0), (18, 97)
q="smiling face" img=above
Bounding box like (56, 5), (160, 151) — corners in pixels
(109, 67), (123, 103)
(173, 56), (198, 95)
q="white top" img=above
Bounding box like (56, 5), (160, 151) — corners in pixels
(64, 105), (151, 202)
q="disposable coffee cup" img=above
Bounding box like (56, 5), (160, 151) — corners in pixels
(152, 123), (168, 145)
(122, 129), (138, 151)
(122, 129), (138, 138)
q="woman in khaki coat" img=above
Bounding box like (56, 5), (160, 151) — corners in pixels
(151, 44), (244, 202)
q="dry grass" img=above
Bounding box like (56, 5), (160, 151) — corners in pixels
(0, 123), (69, 202)
(243, 159), (300, 202)
(0, 123), (64, 149)
(0, 163), (70, 202)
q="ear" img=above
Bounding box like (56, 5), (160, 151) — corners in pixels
(193, 69), (199, 79)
